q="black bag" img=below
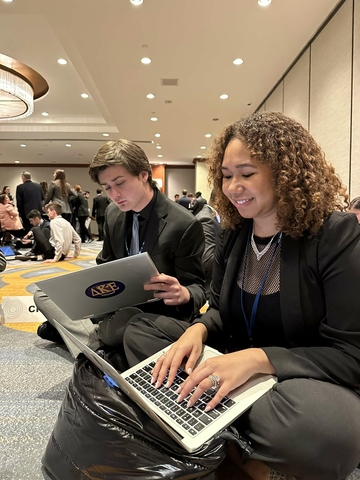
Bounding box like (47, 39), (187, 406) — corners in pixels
(42, 350), (244, 480)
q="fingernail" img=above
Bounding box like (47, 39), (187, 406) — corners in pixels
(187, 400), (192, 408)
(187, 368), (192, 375)
(177, 394), (182, 403)
(165, 381), (170, 388)
(205, 405), (212, 412)
(151, 376), (155, 384)
(155, 381), (160, 389)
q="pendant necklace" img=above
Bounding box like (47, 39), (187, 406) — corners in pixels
(250, 231), (277, 261)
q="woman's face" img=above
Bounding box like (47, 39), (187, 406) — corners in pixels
(4, 187), (10, 195)
(221, 138), (278, 233)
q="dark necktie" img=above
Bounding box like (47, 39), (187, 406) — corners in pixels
(129, 213), (140, 255)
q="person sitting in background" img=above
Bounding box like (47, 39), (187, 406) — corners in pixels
(0, 194), (25, 240)
(349, 197), (360, 223)
(31, 202), (81, 263)
(15, 210), (50, 261)
(35, 139), (206, 357)
(72, 185), (92, 243)
(124, 111), (360, 480)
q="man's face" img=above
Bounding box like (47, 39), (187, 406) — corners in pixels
(29, 217), (41, 227)
(47, 209), (57, 220)
(98, 165), (152, 212)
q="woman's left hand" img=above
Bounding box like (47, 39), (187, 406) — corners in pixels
(177, 349), (275, 411)
(144, 273), (190, 305)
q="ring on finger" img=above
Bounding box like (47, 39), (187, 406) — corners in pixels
(208, 374), (221, 391)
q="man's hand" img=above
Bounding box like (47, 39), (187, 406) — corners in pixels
(144, 273), (191, 305)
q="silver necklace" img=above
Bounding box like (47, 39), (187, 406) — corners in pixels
(250, 231), (277, 261)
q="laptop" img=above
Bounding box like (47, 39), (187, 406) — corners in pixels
(35, 252), (160, 319)
(0, 245), (16, 260)
(53, 319), (277, 453)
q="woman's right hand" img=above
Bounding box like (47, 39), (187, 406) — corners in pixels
(151, 323), (208, 389)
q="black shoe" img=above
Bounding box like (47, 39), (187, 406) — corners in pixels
(15, 252), (37, 261)
(37, 321), (65, 344)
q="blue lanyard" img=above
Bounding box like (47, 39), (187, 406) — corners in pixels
(240, 229), (282, 345)
(125, 239), (145, 256)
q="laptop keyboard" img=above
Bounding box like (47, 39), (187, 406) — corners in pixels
(124, 361), (236, 437)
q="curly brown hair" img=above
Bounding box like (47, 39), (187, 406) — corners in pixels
(207, 111), (348, 237)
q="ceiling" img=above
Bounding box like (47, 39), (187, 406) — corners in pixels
(0, 0), (341, 166)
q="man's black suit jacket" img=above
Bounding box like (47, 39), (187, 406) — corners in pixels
(16, 180), (44, 218)
(92, 195), (110, 218)
(97, 190), (206, 322)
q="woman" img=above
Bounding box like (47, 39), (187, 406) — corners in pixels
(122, 112), (360, 480)
(0, 194), (25, 238)
(2, 186), (14, 204)
(72, 185), (92, 243)
(44, 170), (77, 223)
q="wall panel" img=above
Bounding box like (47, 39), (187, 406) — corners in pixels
(283, 49), (310, 129)
(351, 0), (360, 198)
(265, 82), (283, 112)
(310, 0), (352, 186)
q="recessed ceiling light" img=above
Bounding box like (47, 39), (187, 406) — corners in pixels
(103, 133), (110, 137)
(258, 0), (271, 5)
(81, 93), (89, 98)
(150, 116), (158, 122)
(146, 93), (155, 99)
(197, 155), (202, 158)
(42, 112), (49, 116)
(200, 146), (206, 150)
(220, 94), (229, 100)
(20, 144), (26, 147)
(158, 155), (163, 158)
(130, 0), (143, 5)
(141, 57), (152, 65)
(15, 160), (20, 163)
(233, 58), (244, 65)
(65, 143), (72, 147)
(205, 134), (211, 138)
(156, 145), (161, 149)
(154, 133), (161, 137)
(57, 58), (68, 65)
(2, 0), (14, 3)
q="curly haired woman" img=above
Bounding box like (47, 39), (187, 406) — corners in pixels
(123, 111), (360, 480)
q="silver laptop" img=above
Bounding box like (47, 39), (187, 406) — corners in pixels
(36, 252), (160, 319)
(53, 319), (277, 453)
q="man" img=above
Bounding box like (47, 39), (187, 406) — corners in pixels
(92, 188), (110, 240)
(35, 139), (206, 357)
(15, 210), (50, 261)
(15, 172), (44, 234)
(31, 202), (81, 262)
(178, 189), (191, 209)
(192, 191), (207, 216)
(174, 194), (180, 203)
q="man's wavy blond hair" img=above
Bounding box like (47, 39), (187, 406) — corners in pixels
(207, 111), (348, 237)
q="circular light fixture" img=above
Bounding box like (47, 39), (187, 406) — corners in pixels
(154, 133), (161, 137)
(57, 58), (68, 65)
(146, 93), (155, 99)
(197, 155), (202, 158)
(258, 0), (271, 5)
(2, 0), (14, 3)
(15, 160), (20, 163)
(220, 94), (229, 100)
(130, 0), (143, 5)
(81, 93), (89, 98)
(158, 155), (163, 158)
(65, 143), (72, 147)
(103, 133), (110, 137)
(150, 116), (158, 121)
(0, 53), (48, 121)
(233, 58), (244, 65)
(20, 144), (26, 147)
(42, 112), (49, 116)
(156, 145), (161, 149)
(200, 146), (206, 150)
(141, 57), (152, 65)
(205, 133), (211, 138)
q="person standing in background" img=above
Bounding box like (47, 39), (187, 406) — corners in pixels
(44, 169), (77, 224)
(15, 172), (44, 234)
(73, 185), (92, 243)
(174, 194), (180, 203)
(192, 191), (207, 216)
(91, 188), (110, 241)
(178, 189), (191, 209)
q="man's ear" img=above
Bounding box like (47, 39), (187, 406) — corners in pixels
(139, 171), (148, 182)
